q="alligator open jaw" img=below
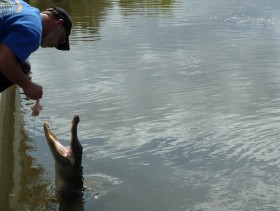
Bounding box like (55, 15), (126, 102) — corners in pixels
(44, 115), (84, 198)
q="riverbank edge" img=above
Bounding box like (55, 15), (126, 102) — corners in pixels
(0, 86), (24, 210)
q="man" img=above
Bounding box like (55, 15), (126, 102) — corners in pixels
(0, 0), (72, 100)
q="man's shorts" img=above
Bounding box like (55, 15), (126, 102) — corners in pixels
(0, 60), (31, 92)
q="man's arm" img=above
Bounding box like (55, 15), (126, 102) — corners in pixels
(0, 44), (43, 100)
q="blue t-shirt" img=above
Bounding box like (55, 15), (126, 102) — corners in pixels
(0, 0), (42, 62)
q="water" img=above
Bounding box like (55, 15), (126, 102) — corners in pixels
(4, 0), (280, 210)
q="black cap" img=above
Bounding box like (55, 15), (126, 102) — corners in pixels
(46, 7), (72, 50)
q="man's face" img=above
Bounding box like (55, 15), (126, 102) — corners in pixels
(41, 25), (66, 48)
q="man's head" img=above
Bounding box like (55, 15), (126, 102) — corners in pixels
(41, 7), (72, 50)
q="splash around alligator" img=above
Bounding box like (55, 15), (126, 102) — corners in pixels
(43, 115), (84, 200)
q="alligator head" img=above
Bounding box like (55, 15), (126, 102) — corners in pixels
(43, 115), (84, 199)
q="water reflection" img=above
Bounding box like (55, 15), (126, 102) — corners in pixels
(119, 0), (177, 16)
(0, 88), (53, 210)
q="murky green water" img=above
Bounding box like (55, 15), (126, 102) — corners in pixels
(3, 0), (280, 210)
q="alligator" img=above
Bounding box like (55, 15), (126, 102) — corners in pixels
(43, 115), (84, 200)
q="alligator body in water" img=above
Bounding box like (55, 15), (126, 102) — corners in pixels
(44, 115), (84, 200)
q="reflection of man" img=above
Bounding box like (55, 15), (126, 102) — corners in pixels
(0, 0), (72, 100)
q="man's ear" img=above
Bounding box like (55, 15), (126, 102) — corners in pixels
(55, 19), (64, 27)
